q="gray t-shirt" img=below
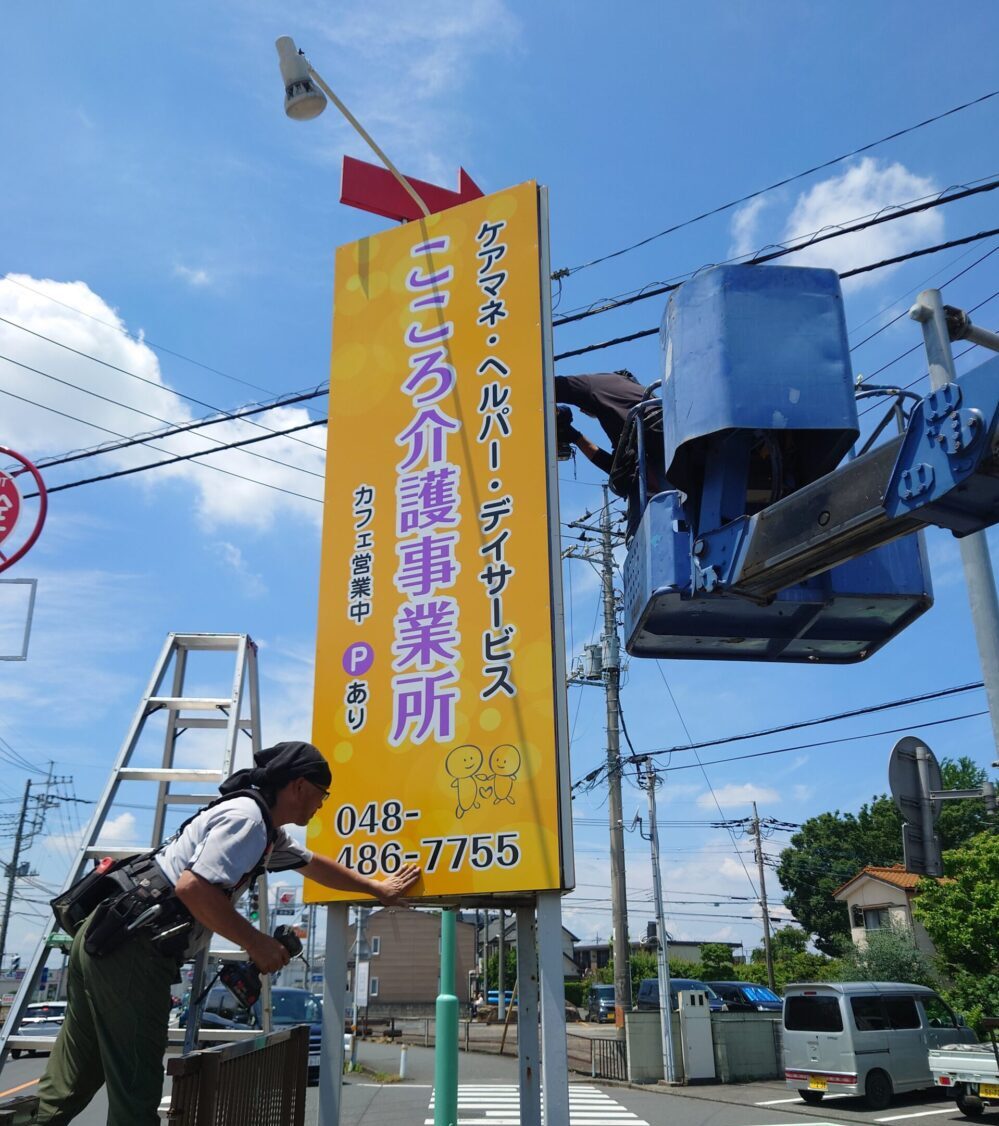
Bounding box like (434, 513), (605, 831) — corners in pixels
(154, 795), (313, 955)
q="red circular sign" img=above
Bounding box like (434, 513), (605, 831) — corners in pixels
(0, 448), (47, 574)
(0, 471), (20, 548)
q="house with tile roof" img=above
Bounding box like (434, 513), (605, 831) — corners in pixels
(832, 865), (943, 957)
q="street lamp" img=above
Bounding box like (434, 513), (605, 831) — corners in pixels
(275, 36), (430, 218)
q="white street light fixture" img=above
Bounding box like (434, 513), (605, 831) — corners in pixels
(275, 36), (430, 218)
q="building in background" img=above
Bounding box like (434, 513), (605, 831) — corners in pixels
(833, 865), (943, 956)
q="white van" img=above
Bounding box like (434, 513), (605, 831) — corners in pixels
(783, 982), (976, 1110)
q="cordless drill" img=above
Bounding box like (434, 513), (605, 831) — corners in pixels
(220, 924), (302, 1009)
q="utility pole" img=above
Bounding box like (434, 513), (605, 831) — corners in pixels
(564, 490), (631, 1025)
(637, 759), (675, 1082)
(911, 290), (999, 758)
(497, 909), (506, 1020)
(600, 487), (631, 1024)
(0, 770), (65, 973)
(751, 802), (775, 992)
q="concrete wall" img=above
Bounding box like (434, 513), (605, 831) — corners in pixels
(711, 1013), (783, 1082)
(623, 1010), (682, 1084)
(624, 1010), (785, 1084)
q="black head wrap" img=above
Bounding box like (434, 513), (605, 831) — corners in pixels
(219, 741), (332, 797)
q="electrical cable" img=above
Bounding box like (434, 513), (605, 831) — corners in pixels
(558, 88), (999, 275)
(5, 384), (329, 478)
(11, 392), (326, 502)
(0, 348), (326, 480)
(555, 177), (999, 326)
(1, 273), (292, 402)
(0, 314), (327, 454)
(553, 226), (999, 363)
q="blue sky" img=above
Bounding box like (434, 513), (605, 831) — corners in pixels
(1, 1), (999, 962)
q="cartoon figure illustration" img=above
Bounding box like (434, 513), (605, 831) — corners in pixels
(445, 744), (484, 819)
(488, 744), (520, 805)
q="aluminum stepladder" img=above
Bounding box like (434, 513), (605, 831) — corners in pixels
(0, 632), (274, 1065)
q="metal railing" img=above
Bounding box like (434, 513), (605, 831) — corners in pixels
(165, 1024), (309, 1125)
(587, 1035), (628, 1082)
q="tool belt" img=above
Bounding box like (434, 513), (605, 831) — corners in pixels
(51, 854), (195, 960)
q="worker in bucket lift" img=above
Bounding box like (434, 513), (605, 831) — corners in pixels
(555, 369), (650, 474)
(37, 741), (421, 1126)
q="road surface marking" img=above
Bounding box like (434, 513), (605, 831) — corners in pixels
(875, 1109), (960, 1122)
(756, 1094), (851, 1105)
(0, 1078), (39, 1099)
(428, 1084), (648, 1125)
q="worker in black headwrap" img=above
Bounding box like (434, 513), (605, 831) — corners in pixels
(37, 741), (420, 1126)
(555, 370), (649, 475)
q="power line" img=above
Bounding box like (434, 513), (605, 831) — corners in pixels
(554, 177), (999, 327)
(631, 681), (983, 762)
(0, 313), (327, 454)
(1, 273), (291, 402)
(22, 415), (326, 502)
(553, 226), (999, 362)
(557, 88), (999, 275)
(642, 709), (988, 776)
(5, 384), (329, 476)
(0, 348), (326, 480)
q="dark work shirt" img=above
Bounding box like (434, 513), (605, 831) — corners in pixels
(554, 371), (647, 451)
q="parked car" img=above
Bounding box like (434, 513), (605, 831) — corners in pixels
(635, 978), (726, 1012)
(179, 986), (324, 1085)
(486, 990), (516, 1008)
(9, 1003), (67, 1059)
(586, 984), (616, 1023)
(20, 1001), (67, 1026)
(706, 981), (782, 1012)
(783, 981), (976, 1110)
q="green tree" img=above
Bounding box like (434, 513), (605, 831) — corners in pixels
(777, 758), (992, 955)
(911, 830), (999, 1034)
(911, 830), (999, 976)
(699, 943), (736, 979)
(740, 927), (839, 991)
(486, 947), (517, 992)
(836, 920), (936, 986)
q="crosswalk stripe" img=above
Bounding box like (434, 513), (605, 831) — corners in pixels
(427, 1084), (648, 1125)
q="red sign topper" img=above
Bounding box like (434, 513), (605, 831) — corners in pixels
(340, 155), (483, 223)
(0, 448), (47, 574)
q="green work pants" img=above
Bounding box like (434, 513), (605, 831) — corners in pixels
(36, 911), (177, 1125)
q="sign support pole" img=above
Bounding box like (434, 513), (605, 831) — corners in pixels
(538, 892), (570, 1126)
(434, 907), (459, 1126)
(516, 904), (541, 1126)
(319, 903), (349, 1126)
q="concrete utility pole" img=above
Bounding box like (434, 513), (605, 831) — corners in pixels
(497, 908), (506, 1021)
(911, 290), (999, 758)
(600, 488), (632, 1024)
(0, 771), (62, 973)
(564, 490), (631, 1024)
(637, 759), (675, 1082)
(751, 802), (776, 992)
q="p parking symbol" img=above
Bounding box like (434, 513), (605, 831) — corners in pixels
(342, 642), (374, 676)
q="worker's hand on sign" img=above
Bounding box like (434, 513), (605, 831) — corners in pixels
(375, 863), (421, 906)
(247, 932), (292, 974)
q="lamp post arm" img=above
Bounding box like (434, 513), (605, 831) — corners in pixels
(307, 66), (431, 219)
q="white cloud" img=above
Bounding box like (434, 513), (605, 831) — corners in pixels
(697, 783), (779, 809)
(214, 541), (268, 598)
(97, 811), (136, 843)
(0, 275), (325, 531)
(173, 264), (212, 288)
(778, 159), (943, 288)
(297, 1), (521, 181)
(729, 197), (770, 259)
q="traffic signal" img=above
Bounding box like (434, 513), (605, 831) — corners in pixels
(248, 886), (260, 923)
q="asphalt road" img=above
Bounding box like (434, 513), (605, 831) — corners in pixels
(0, 1041), (973, 1126)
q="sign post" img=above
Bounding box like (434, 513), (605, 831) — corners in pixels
(311, 180), (572, 1124)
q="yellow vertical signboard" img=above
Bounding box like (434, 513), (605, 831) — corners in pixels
(307, 181), (572, 902)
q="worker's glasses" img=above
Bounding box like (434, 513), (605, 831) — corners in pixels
(305, 779), (330, 804)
